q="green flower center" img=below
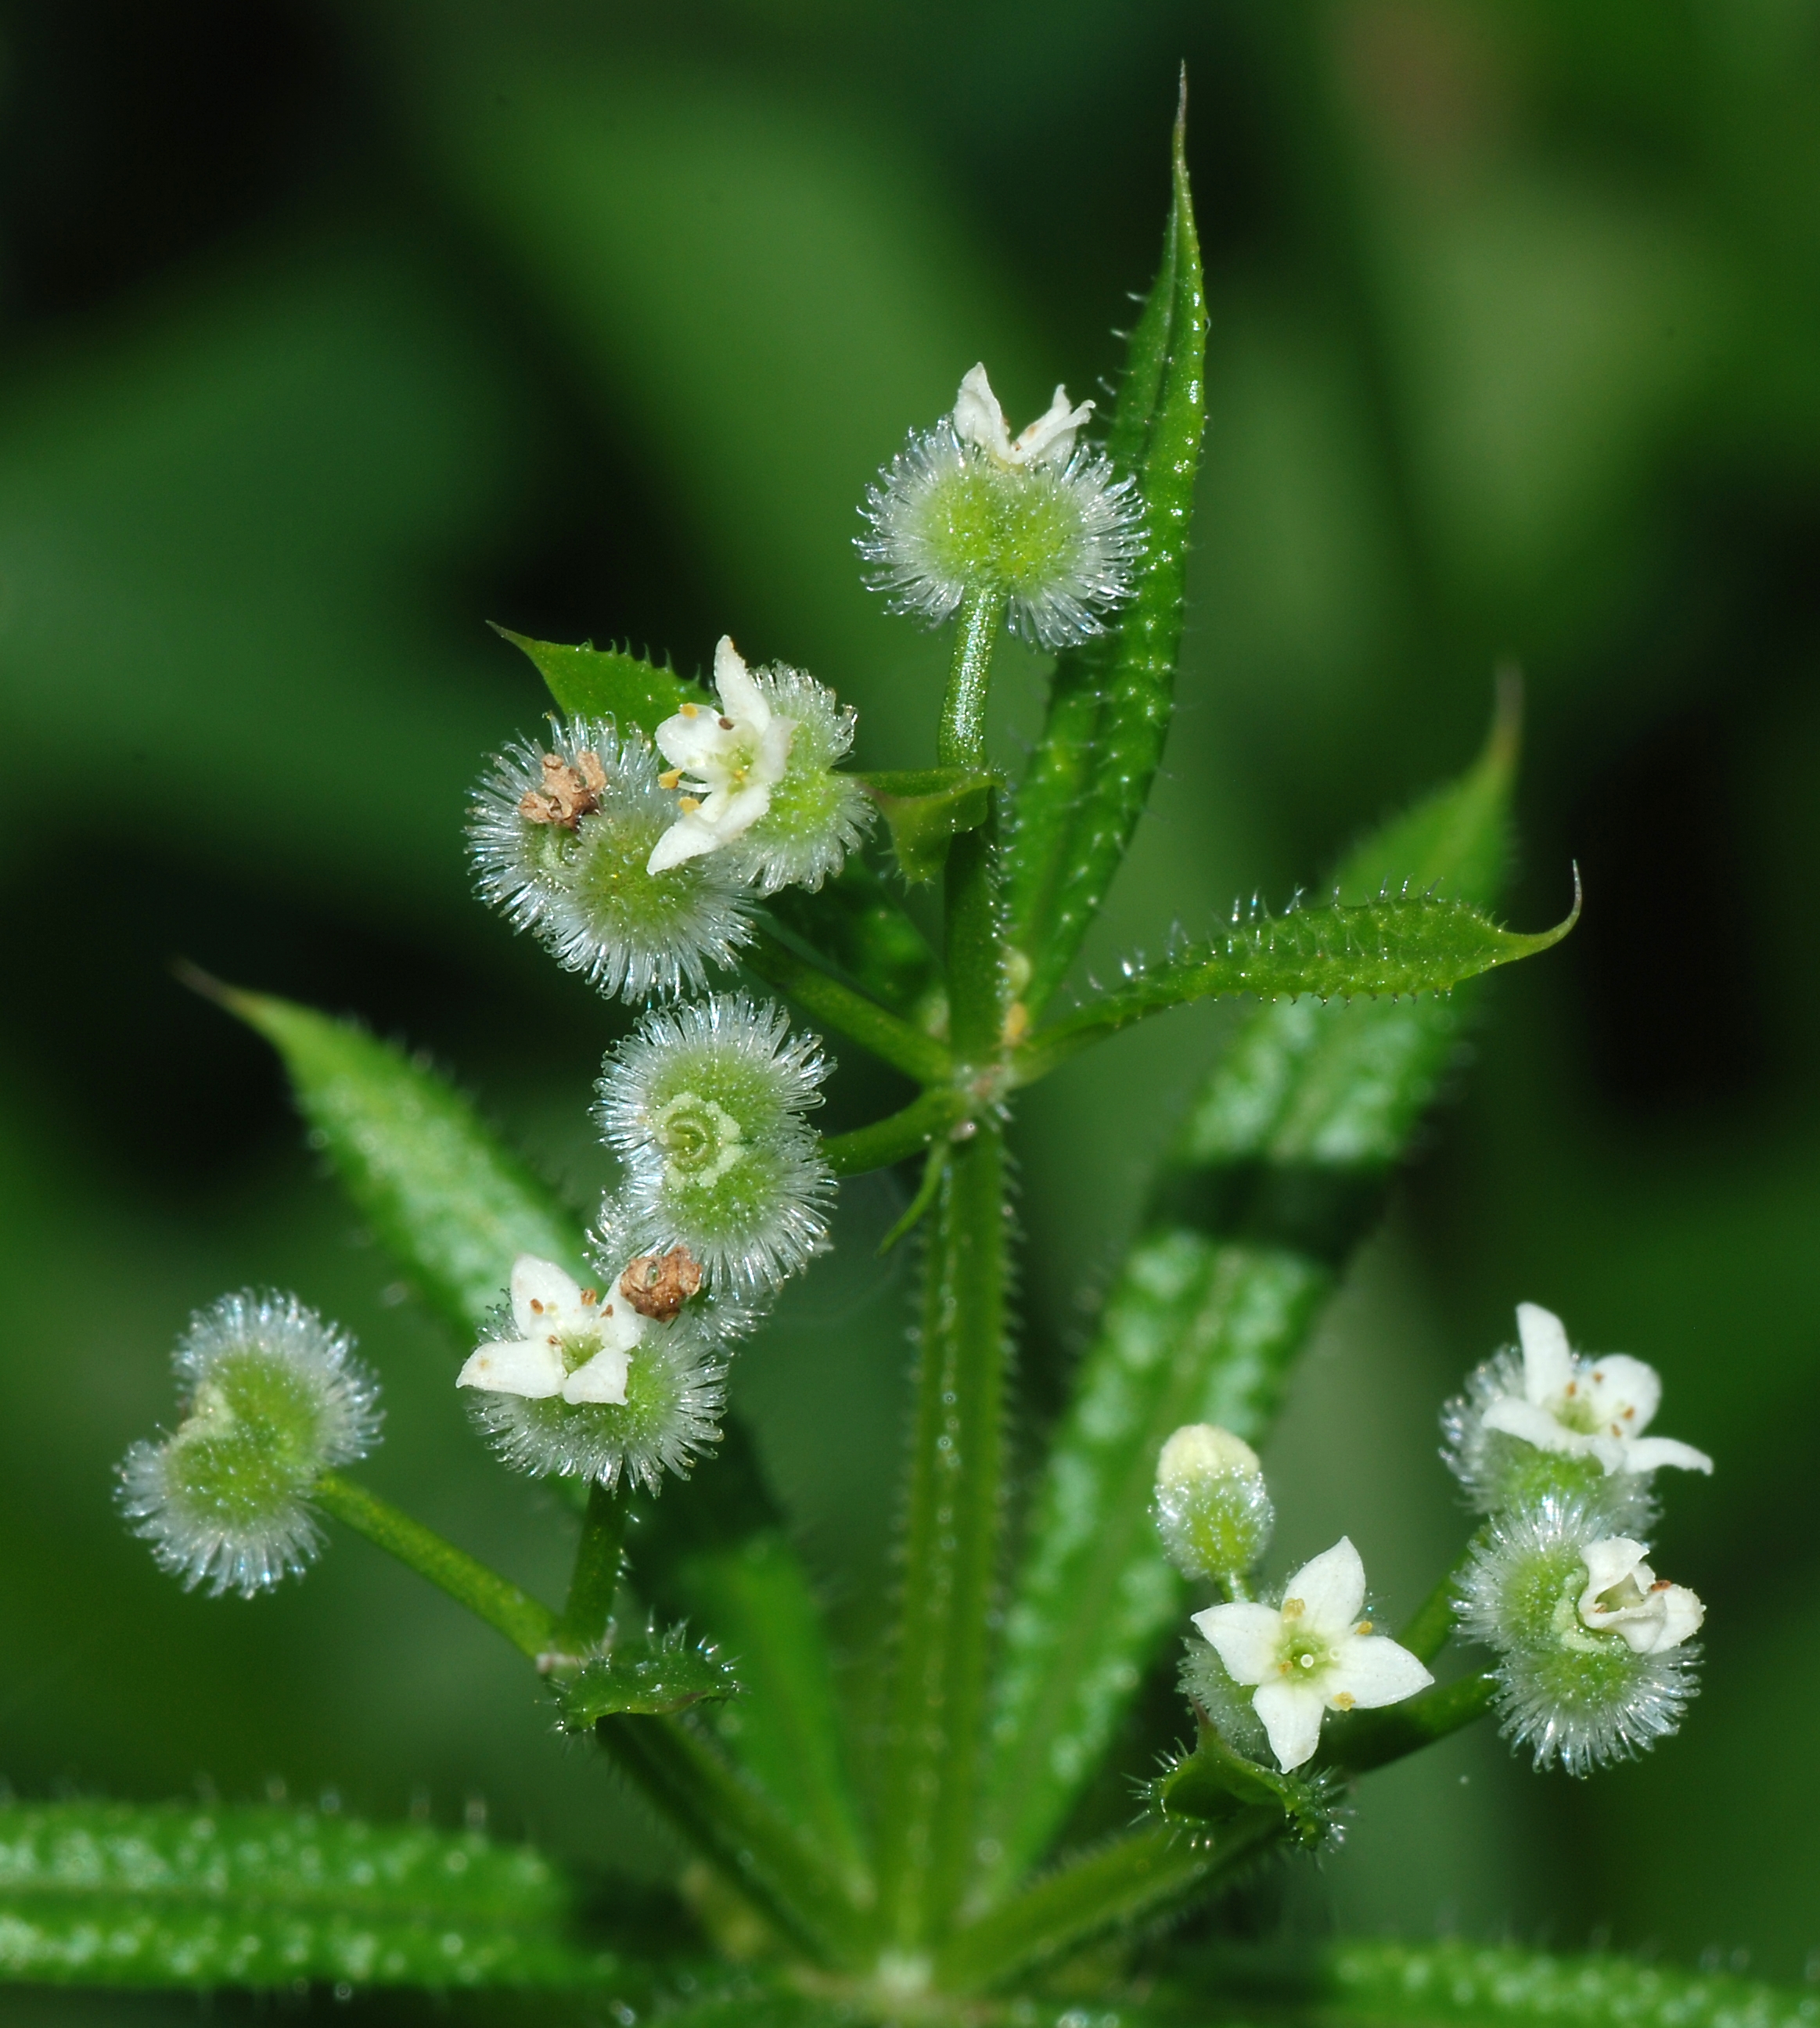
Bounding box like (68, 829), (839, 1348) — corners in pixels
(653, 1091), (746, 1186)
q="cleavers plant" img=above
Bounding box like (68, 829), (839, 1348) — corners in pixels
(2, 93), (1774, 2028)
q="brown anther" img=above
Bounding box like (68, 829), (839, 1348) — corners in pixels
(580, 1288), (598, 1305)
(1333, 1692), (1357, 1711)
(1622, 1405), (1635, 1419)
(1592, 1369), (1606, 1383)
(1282, 1597), (1304, 1619)
(718, 716), (734, 731)
(678, 796), (703, 814)
(620, 1247), (705, 1321)
(659, 768), (684, 789)
(1354, 1620), (1372, 1635)
(1564, 1379), (1578, 1396)
(1650, 1579), (1673, 1592)
(520, 751), (605, 829)
(529, 1298), (545, 1314)
(1001, 1001), (1030, 1047)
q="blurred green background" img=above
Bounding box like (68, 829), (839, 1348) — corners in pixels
(2, 0), (1818, 2012)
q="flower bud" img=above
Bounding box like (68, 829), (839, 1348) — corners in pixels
(594, 994), (833, 1296)
(1456, 1493), (1703, 1775)
(119, 1292), (380, 1598)
(468, 716), (754, 1001)
(1154, 1423), (1274, 1582)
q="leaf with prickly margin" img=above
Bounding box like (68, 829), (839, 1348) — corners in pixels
(855, 768), (996, 884)
(551, 1623), (740, 1725)
(218, 985), (585, 1338)
(1014, 882), (1576, 1084)
(493, 624), (699, 733)
(1004, 83), (1208, 1016)
(1153, 1725), (1336, 1849)
(674, 1533), (872, 1904)
(763, 854), (945, 1027)
(973, 699), (1521, 1906)
(0, 1800), (624, 1990)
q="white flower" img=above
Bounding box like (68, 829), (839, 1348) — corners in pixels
(1479, 1303), (1714, 1478)
(1577, 1537), (1704, 1656)
(647, 638), (797, 874)
(457, 1255), (644, 1407)
(1192, 1537), (1433, 1772)
(951, 363), (1094, 469)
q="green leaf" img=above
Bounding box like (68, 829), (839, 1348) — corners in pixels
(973, 702), (1519, 1905)
(0, 1800), (620, 1990)
(675, 1533), (872, 1900)
(1004, 84), (1209, 1015)
(551, 1623), (741, 1724)
(1319, 1940), (1820, 2028)
(1153, 1727), (1336, 1848)
(1013, 883), (1576, 1084)
(855, 768), (995, 884)
(493, 624), (699, 735)
(216, 983), (586, 1337)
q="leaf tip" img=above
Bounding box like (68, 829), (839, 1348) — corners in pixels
(1484, 658), (1525, 780)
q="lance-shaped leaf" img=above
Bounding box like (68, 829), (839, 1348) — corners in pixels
(1013, 882), (1577, 1087)
(1004, 84), (1208, 1016)
(1316, 1940), (1820, 2028)
(674, 1533), (872, 1904)
(494, 624), (698, 734)
(0, 1800), (623, 1990)
(856, 768), (995, 884)
(551, 1623), (740, 1725)
(217, 983), (586, 1336)
(973, 697), (1521, 1905)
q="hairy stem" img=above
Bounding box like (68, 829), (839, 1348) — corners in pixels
(935, 1813), (1276, 1994)
(746, 930), (951, 1086)
(314, 1472), (556, 1660)
(596, 1713), (865, 1969)
(876, 1120), (1010, 1949)
(1397, 1545), (1477, 1664)
(823, 1089), (966, 1178)
(938, 587), (1002, 773)
(552, 1478), (632, 1657)
(1326, 1672), (1500, 1775)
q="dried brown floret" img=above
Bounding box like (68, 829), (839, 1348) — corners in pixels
(519, 750), (607, 829)
(619, 1247), (705, 1321)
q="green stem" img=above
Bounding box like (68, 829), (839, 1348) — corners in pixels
(552, 1478), (632, 1657)
(1397, 1544), (1477, 1664)
(746, 930), (951, 1085)
(314, 1472), (557, 1660)
(934, 1813), (1276, 1994)
(596, 1713), (865, 1969)
(823, 1089), (966, 1178)
(937, 587), (1002, 772)
(1325, 1672), (1500, 1776)
(876, 1120), (1010, 1949)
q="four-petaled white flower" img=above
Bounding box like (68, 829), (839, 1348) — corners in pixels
(951, 362), (1094, 470)
(1192, 1537), (1434, 1772)
(1481, 1303), (1714, 1478)
(647, 638), (797, 874)
(1577, 1536), (1705, 1656)
(458, 1254), (644, 1406)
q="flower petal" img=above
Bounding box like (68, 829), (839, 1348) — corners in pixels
(1580, 1536), (1649, 1601)
(1654, 1582), (1705, 1652)
(1516, 1302), (1574, 1404)
(1252, 1681), (1325, 1772)
(1191, 1601), (1283, 1686)
(562, 1345), (632, 1406)
(1624, 1434), (1714, 1476)
(457, 1337), (566, 1398)
(656, 708), (736, 775)
(1283, 1537), (1366, 1636)
(1327, 1634), (1433, 1710)
(510, 1253), (584, 1339)
(1012, 386), (1095, 467)
(1580, 1353), (1662, 1439)
(712, 636), (769, 728)
(1481, 1396), (1583, 1455)
(952, 363), (1013, 461)
(646, 812), (721, 875)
